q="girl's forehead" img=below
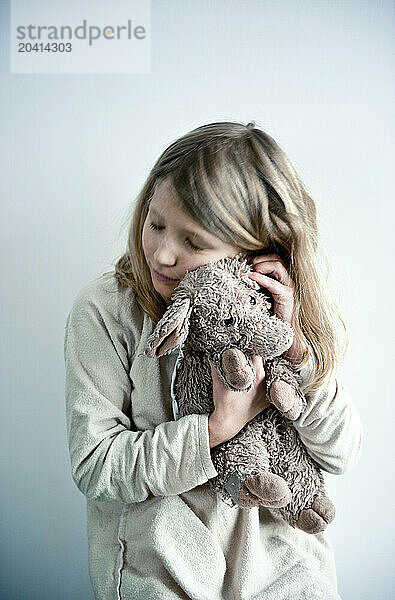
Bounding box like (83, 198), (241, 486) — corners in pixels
(148, 180), (217, 238)
(149, 178), (185, 213)
(152, 175), (179, 199)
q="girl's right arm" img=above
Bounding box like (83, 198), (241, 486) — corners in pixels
(64, 286), (218, 504)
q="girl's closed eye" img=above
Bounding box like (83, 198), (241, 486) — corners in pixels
(149, 222), (163, 231)
(185, 238), (202, 252)
(149, 221), (202, 252)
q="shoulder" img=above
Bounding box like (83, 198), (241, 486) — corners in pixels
(66, 271), (146, 340)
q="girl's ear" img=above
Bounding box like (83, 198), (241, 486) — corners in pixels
(145, 297), (191, 357)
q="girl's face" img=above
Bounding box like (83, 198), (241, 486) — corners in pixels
(142, 178), (241, 303)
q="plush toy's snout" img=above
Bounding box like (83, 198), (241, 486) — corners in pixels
(252, 317), (295, 359)
(221, 348), (255, 390)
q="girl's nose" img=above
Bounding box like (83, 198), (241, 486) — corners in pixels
(154, 237), (178, 266)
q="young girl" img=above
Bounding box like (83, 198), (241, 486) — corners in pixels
(64, 121), (362, 600)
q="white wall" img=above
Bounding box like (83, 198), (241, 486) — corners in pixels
(1, 1), (393, 598)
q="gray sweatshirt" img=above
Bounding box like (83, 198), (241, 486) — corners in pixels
(64, 271), (363, 600)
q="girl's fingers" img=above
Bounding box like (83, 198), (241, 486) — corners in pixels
(251, 354), (264, 368)
(209, 361), (221, 383)
(250, 256), (293, 288)
(248, 272), (293, 304)
(251, 355), (266, 381)
(209, 361), (219, 383)
(248, 270), (294, 324)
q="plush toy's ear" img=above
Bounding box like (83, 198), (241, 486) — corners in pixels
(145, 297), (191, 357)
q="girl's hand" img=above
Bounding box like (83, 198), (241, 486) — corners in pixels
(247, 254), (307, 364)
(208, 356), (270, 448)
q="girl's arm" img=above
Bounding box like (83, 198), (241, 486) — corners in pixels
(64, 286), (217, 504)
(292, 360), (363, 474)
(248, 254), (363, 474)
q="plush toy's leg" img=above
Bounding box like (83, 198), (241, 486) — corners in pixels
(238, 472), (292, 508)
(265, 358), (305, 420)
(295, 495), (336, 534)
(269, 379), (303, 420)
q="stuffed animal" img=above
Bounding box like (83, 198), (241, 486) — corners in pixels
(145, 255), (335, 534)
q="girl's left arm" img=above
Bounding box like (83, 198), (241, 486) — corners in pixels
(248, 254), (363, 474)
(291, 361), (362, 474)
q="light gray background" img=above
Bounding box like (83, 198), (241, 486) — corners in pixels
(1, 1), (393, 599)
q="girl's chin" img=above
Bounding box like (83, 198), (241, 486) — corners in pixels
(153, 280), (176, 302)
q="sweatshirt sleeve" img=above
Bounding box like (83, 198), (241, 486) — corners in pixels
(64, 281), (217, 504)
(291, 360), (363, 475)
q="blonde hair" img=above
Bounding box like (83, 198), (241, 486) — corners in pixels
(115, 121), (348, 393)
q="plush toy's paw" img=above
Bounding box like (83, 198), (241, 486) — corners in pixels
(239, 472), (292, 508)
(295, 495), (336, 534)
(269, 379), (302, 420)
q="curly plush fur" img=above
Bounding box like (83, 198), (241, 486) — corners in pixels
(145, 255), (335, 534)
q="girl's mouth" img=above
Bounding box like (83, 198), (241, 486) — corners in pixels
(153, 269), (180, 283)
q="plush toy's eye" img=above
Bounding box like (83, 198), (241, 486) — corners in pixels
(249, 295), (257, 305)
(224, 315), (234, 326)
